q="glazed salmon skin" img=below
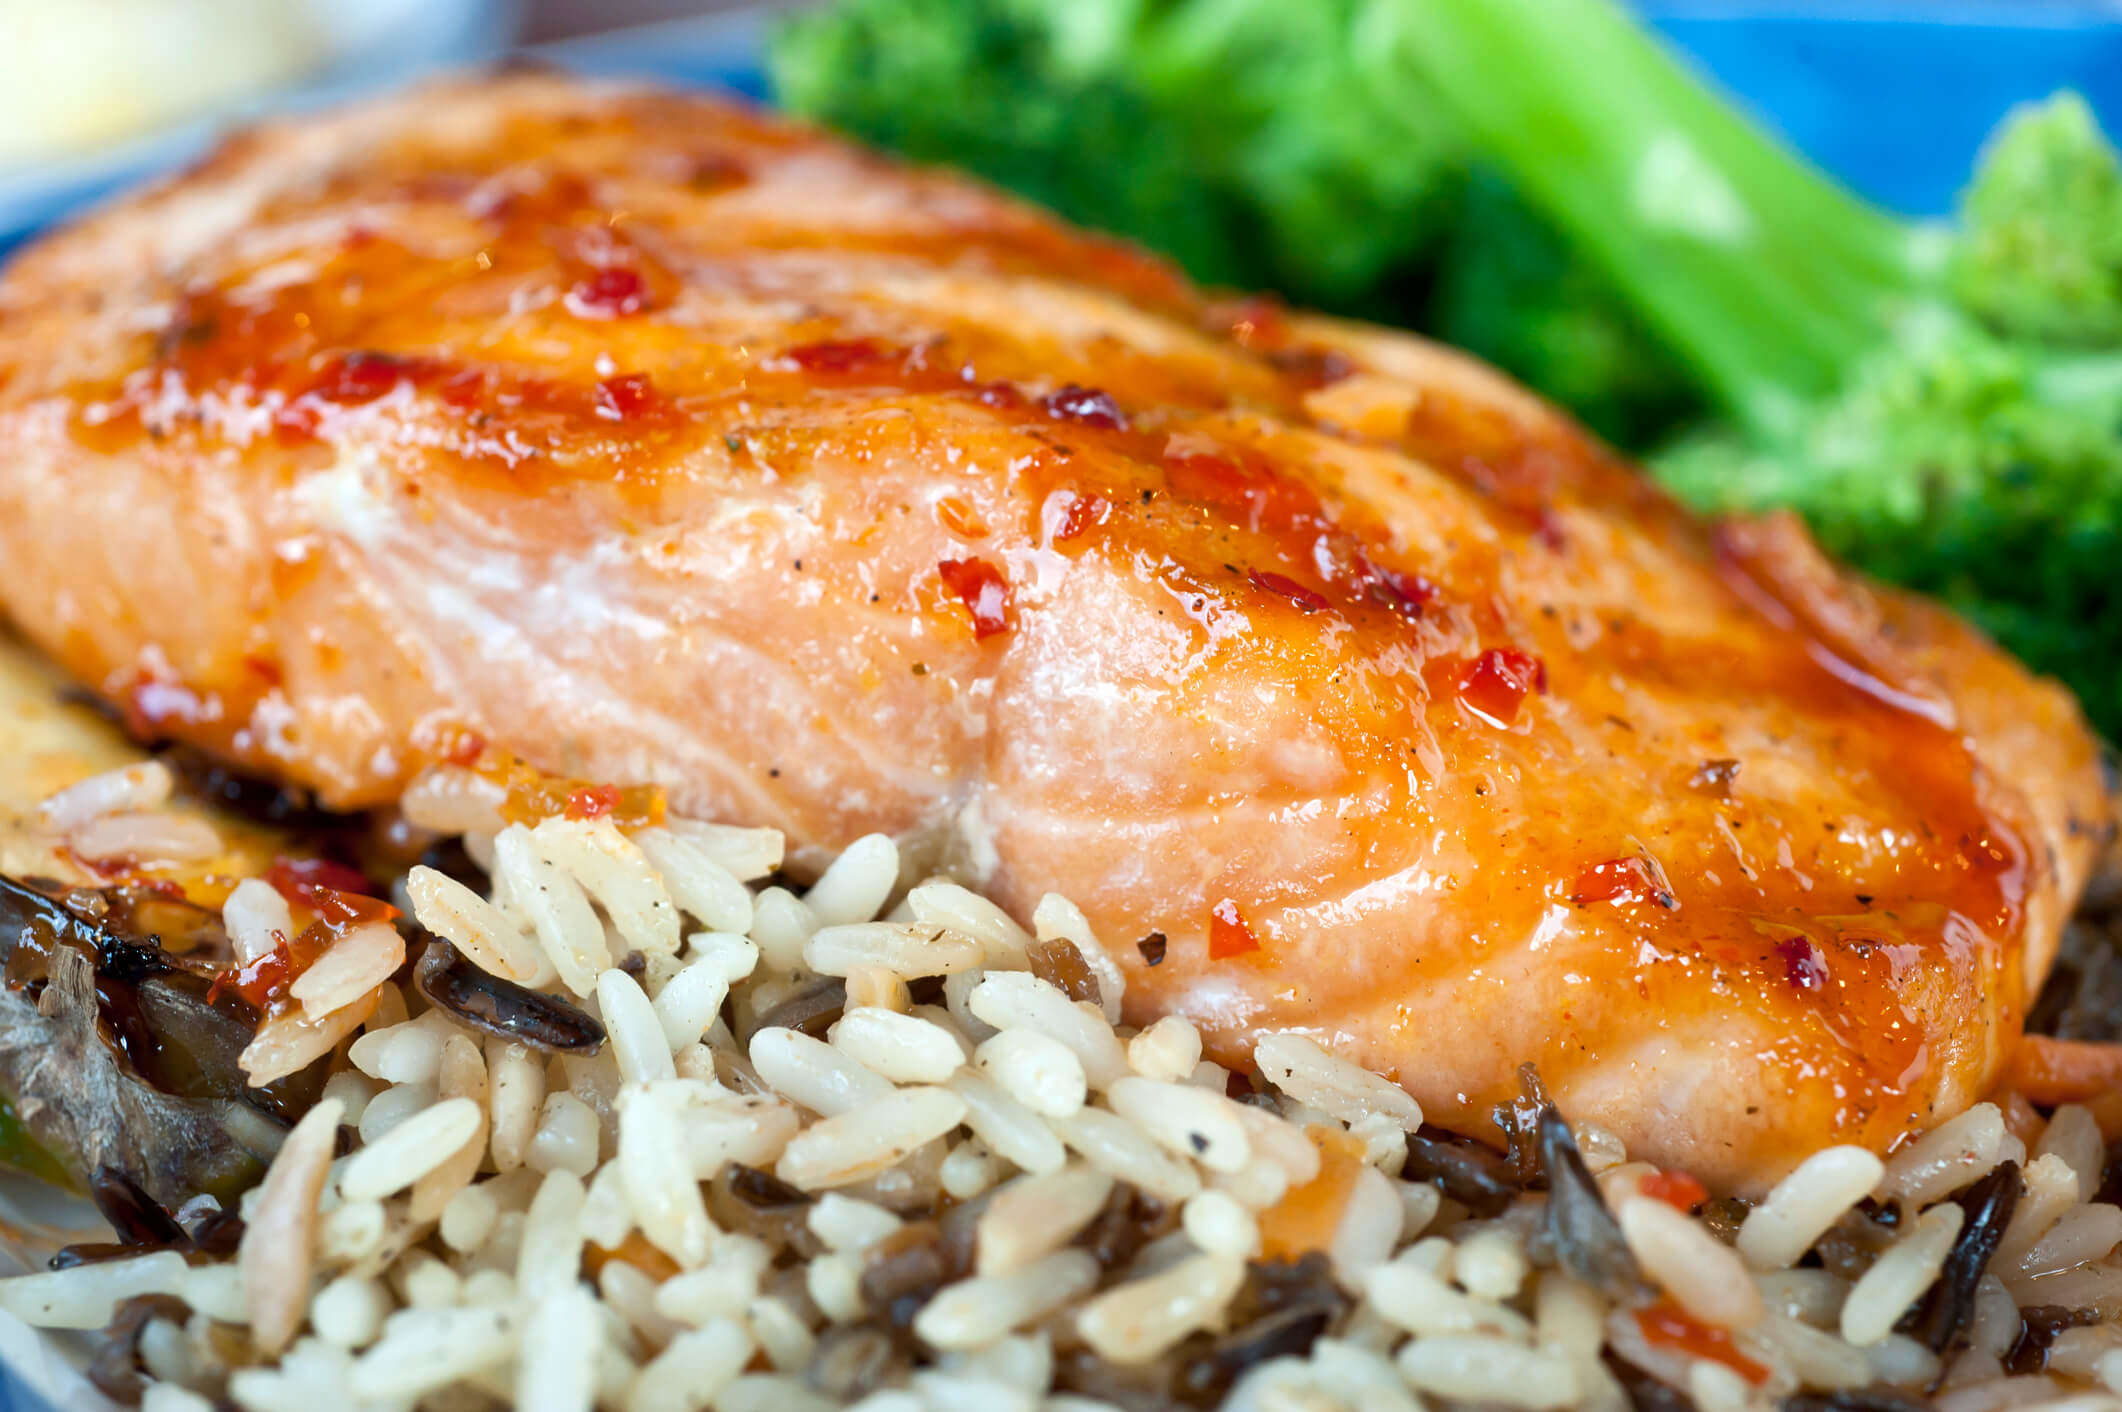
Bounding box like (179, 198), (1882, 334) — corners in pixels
(0, 76), (2106, 1189)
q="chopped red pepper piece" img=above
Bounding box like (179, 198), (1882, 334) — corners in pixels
(1044, 491), (1111, 544)
(565, 784), (622, 821)
(593, 373), (657, 421)
(1635, 1299), (1768, 1385)
(565, 267), (647, 319)
(1456, 647), (1546, 727)
(1640, 1169), (1709, 1212)
(1570, 856), (1677, 910)
(938, 557), (1012, 639)
(1041, 384), (1126, 430)
(1208, 899), (1259, 959)
(266, 856), (377, 904)
(1775, 933), (1829, 992)
(781, 339), (895, 375)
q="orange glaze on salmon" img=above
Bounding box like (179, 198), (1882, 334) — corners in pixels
(0, 76), (2107, 1189)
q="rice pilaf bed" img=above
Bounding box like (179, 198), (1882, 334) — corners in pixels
(2, 758), (2120, 1412)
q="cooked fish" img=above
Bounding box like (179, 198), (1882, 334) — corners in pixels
(0, 77), (2105, 1187)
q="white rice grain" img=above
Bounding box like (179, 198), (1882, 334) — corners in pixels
(340, 1097), (483, 1201)
(239, 1097), (345, 1354)
(38, 760), (172, 829)
(905, 879), (1031, 968)
(1127, 1015), (1203, 1084)
(1737, 1145), (1886, 1270)
(1106, 1076), (1251, 1173)
(965, 972), (1127, 1088)
(1031, 892), (1124, 1023)
(1253, 1032), (1421, 1128)
(803, 832), (899, 926)
(974, 1027), (1086, 1117)
(805, 922), (984, 979)
(1619, 1197), (1762, 1330)
(1876, 1103), (2004, 1207)
(1076, 1253), (1245, 1363)
(634, 826), (755, 933)
(1050, 1106), (1201, 1203)
(2036, 1104), (2107, 1199)
(949, 1071), (1067, 1175)
(515, 1285), (602, 1412)
(408, 865), (549, 983)
(618, 1083), (713, 1267)
(494, 824), (611, 996)
(1394, 1336), (1579, 1409)
(977, 1165), (1115, 1275)
(0, 1251), (190, 1331)
(224, 877), (294, 965)
(775, 1086), (969, 1190)
(751, 1026), (894, 1117)
(831, 1006), (967, 1084)
(72, 808), (222, 862)
(625, 1317), (754, 1412)
(288, 921), (405, 1016)
(1842, 1202), (1965, 1346)
(598, 967), (678, 1085)
(528, 816), (680, 957)
(914, 1250), (1101, 1350)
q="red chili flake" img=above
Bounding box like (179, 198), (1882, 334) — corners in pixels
(1456, 647), (1546, 727)
(441, 729), (488, 767)
(208, 940), (293, 1010)
(1043, 490), (1111, 544)
(1356, 555), (1437, 617)
(438, 368), (490, 410)
(1247, 570), (1331, 614)
(974, 380), (1024, 409)
(1636, 1300), (1769, 1385)
(565, 784), (622, 821)
(1775, 934), (1829, 993)
(309, 352), (413, 406)
(1640, 1170), (1709, 1213)
(594, 373), (657, 421)
(937, 557), (1012, 640)
(1208, 899), (1259, 960)
(565, 266), (648, 319)
(1042, 385), (1126, 430)
(266, 856), (377, 904)
(781, 339), (894, 375)
(1570, 856), (1678, 910)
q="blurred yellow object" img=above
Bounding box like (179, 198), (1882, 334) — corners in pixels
(0, 0), (319, 166)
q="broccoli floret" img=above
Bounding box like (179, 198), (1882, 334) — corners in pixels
(1391, 0), (2122, 732)
(1953, 93), (2122, 348)
(768, 0), (1253, 284)
(768, 0), (1466, 303)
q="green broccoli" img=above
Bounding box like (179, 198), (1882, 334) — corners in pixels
(769, 0), (1463, 302)
(1389, 0), (2122, 732)
(766, 0), (1693, 443)
(1953, 93), (2122, 348)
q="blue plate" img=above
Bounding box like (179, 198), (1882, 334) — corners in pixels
(535, 2), (2122, 217)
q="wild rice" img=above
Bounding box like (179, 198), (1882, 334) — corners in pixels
(15, 766), (2122, 1412)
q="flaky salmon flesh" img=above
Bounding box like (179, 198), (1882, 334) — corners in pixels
(0, 76), (2107, 1190)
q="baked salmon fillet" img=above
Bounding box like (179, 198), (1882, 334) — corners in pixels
(0, 75), (2106, 1189)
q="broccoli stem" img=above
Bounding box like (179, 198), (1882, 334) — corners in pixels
(1384, 0), (1933, 437)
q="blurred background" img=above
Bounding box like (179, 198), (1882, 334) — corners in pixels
(5, 0), (2120, 242)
